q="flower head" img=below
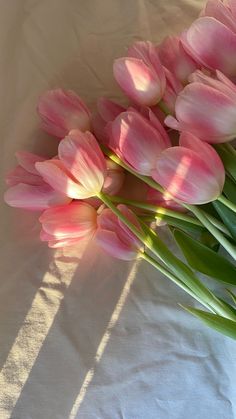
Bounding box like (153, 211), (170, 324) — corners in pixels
(152, 132), (225, 204)
(38, 89), (91, 138)
(96, 204), (144, 260)
(113, 41), (166, 106)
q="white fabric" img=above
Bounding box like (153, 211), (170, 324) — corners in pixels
(0, 1), (235, 418)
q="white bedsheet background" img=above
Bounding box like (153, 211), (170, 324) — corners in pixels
(0, 1), (235, 418)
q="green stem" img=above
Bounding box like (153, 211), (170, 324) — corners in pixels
(108, 195), (202, 226)
(98, 192), (236, 320)
(203, 212), (233, 238)
(224, 143), (236, 158)
(218, 194), (236, 214)
(185, 204), (236, 261)
(158, 100), (171, 116)
(141, 252), (214, 311)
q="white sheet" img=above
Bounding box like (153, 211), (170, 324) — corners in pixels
(0, 1), (235, 418)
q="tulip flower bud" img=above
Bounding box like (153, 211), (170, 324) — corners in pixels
(152, 132), (225, 204)
(113, 41), (166, 106)
(38, 89), (91, 138)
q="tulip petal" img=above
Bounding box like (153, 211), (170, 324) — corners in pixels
(202, 0), (236, 32)
(182, 17), (236, 77)
(59, 130), (106, 194)
(37, 89), (91, 138)
(39, 202), (97, 238)
(174, 82), (236, 142)
(113, 58), (164, 106)
(15, 151), (46, 174)
(96, 230), (137, 260)
(4, 183), (70, 210)
(97, 97), (125, 122)
(5, 165), (44, 186)
(153, 147), (223, 204)
(112, 111), (168, 175)
(35, 160), (91, 199)
(179, 132), (225, 189)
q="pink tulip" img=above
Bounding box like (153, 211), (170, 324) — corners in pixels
(37, 89), (91, 138)
(146, 187), (185, 212)
(4, 151), (70, 210)
(165, 70), (236, 143)
(36, 129), (106, 199)
(152, 132), (225, 204)
(182, 1), (236, 79)
(92, 97), (126, 144)
(158, 36), (199, 85)
(113, 41), (166, 106)
(96, 204), (144, 260)
(108, 109), (171, 175)
(40, 201), (97, 248)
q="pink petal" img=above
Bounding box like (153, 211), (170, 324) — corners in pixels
(146, 187), (185, 211)
(152, 147), (224, 204)
(202, 0), (236, 32)
(37, 89), (91, 138)
(96, 230), (137, 260)
(97, 97), (125, 122)
(174, 82), (236, 142)
(179, 132), (225, 189)
(15, 151), (46, 174)
(35, 159), (91, 199)
(116, 204), (143, 249)
(111, 111), (168, 175)
(59, 130), (106, 194)
(4, 183), (70, 210)
(158, 36), (198, 84)
(39, 201), (97, 238)
(5, 165), (44, 186)
(113, 57), (165, 106)
(182, 17), (236, 77)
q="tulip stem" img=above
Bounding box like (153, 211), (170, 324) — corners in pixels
(158, 100), (172, 116)
(98, 192), (236, 321)
(108, 195), (202, 226)
(224, 143), (236, 158)
(140, 252), (214, 311)
(218, 194), (236, 213)
(184, 204), (236, 261)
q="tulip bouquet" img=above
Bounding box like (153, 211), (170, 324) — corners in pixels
(4, 0), (236, 339)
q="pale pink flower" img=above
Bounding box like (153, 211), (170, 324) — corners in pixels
(4, 151), (70, 210)
(158, 35), (199, 85)
(35, 129), (106, 199)
(108, 109), (171, 175)
(182, 1), (236, 79)
(96, 204), (144, 260)
(165, 70), (236, 143)
(113, 41), (166, 106)
(152, 132), (225, 204)
(37, 89), (91, 138)
(40, 201), (97, 248)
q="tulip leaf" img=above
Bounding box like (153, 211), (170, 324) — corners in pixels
(173, 229), (236, 285)
(223, 177), (236, 205)
(226, 289), (236, 305)
(215, 145), (236, 181)
(181, 306), (236, 340)
(213, 201), (236, 241)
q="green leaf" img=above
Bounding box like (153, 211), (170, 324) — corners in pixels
(213, 201), (236, 241)
(215, 145), (236, 181)
(199, 231), (220, 252)
(223, 177), (236, 205)
(173, 229), (236, 285)
(226, 289), (236, 305)
(181, 306), (236, 340)
(160, 215), (205, 235)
